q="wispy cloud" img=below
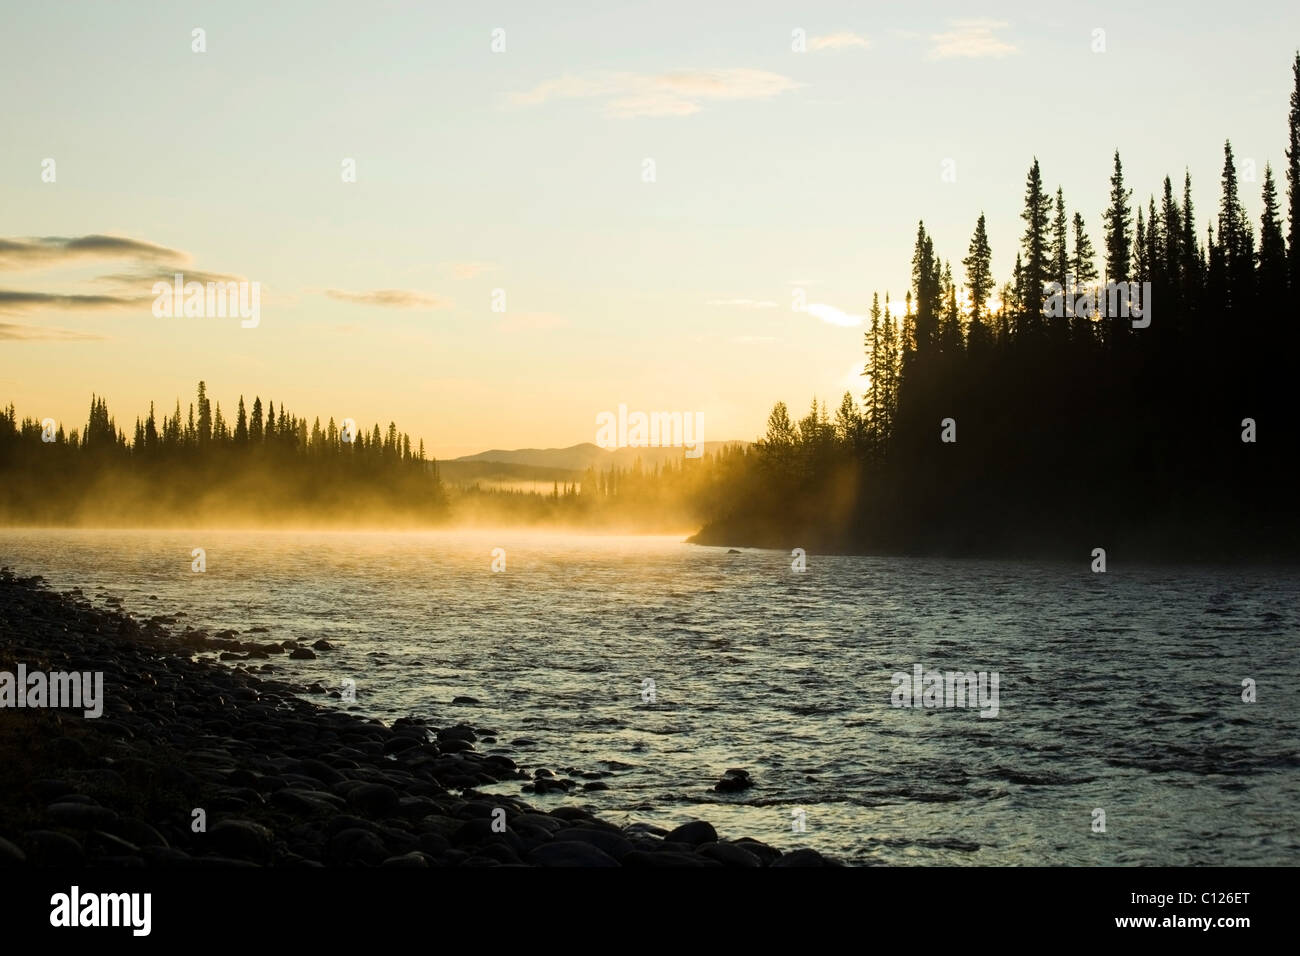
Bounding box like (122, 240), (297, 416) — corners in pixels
(509, 68), (800, 118)
(95, 267), (249, 292)
(324, 289), (452, 309)
(0, 234), (268, 330)
(0, 235), (188, 272)
(928, 20), (1017, 60)
(0, 290), (148, 314)
(808, 32), (871, 52)
(707, 298), (779, 309)
(0, 321), (103, 341)
(803, 302), (866, 327)
(439, 261), (497, 280)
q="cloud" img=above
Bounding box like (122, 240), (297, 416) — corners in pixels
(0, 289), (148, 314)
(439, 261), (497, 280)
(928, 20), (1017, 60)
(808, 32), (871, 52)
(0, 234), (269, 328)
(0, 235), (188, 271)
(324, 289), (453, 309)
(802, 302), (866, 327)
(509, 68), (800, 118)
(707, 298), (779, 309)
(95, 267), (250, 292)
(0, 322), (103, 341)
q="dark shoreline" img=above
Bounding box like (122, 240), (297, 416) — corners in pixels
(0, 569), (836, 868)
(686, 521), (1300, 565)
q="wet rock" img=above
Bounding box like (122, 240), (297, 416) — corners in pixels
(272, 788), (339, 815)
(382, 851), (434, 867)
(85, 830), (142, 858)
(328, 828), (388, 866)
(25, 830), (85, 867)
(0, 836), (27, 865)
(553, 827), (634, 861)
(289, 648), (316, 660)
(31, 779), (78, 802)
(714, 768), (754, 793)
(771, 848), (835, 867)
(664, 820), (717, 846)
(348, 783), (400, 815)
(45, 802), (119, 829)
(438, 725), (477, 744)
(698, 841), (762, 867)
(208, 820), (274, 863)
(733, 838), (783, 865)
(108, 818), (169, 849)
(296, 758), (345, 786)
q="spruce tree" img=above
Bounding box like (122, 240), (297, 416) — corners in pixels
(1259, 163), (1288, 309)
(1105, 150), (1133, 283)
(962, 213), (994, 327)
(1020, 159), (1053, 316)
(1071, 212), (1100, 286)
(1050, 187), (1070, 291)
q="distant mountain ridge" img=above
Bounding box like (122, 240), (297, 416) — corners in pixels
(452, 441), (746, 472)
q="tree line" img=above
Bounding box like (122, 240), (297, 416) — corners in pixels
(0, 383), (446, 526)
(694, 53), (1300, 560)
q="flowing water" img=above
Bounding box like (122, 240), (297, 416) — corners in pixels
(2, 528), (1297, 865)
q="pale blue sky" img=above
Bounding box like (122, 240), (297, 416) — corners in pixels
(2, 1), (1296, 456)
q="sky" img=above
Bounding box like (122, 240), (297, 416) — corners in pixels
(2, 0), (1297, 458)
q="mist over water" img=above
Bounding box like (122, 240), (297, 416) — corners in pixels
(3, 528), (1297, 865)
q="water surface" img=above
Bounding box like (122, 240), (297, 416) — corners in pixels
(2, 528), (1297, 865)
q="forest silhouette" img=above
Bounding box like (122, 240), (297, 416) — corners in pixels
(693, 53), (1300, 560)
(3, 54), (1300, 557)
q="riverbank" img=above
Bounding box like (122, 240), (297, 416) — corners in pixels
(0, 568), (836, 867)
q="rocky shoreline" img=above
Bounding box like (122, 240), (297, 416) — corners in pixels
(0, 569), (838, 867)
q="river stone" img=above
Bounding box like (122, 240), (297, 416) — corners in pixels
(25, 830), (85, 867)
(698, 841), (762, 867)
(0, 836), (27, 865)
(45, 802), (119, 829)
(552, 827), (635, 861)
(329, 828), (389, 866)
(208, 819), (273, 863)
(664, 820), (717, 846)
(771, 848), (834, 866)
(347, 783), (400, 815)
